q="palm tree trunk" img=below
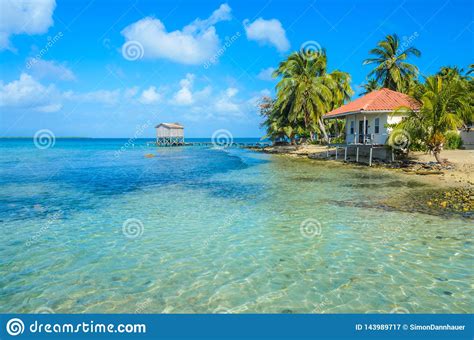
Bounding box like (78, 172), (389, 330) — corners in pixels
(433, 151), (444, 164)
(318, 118), (329, 143)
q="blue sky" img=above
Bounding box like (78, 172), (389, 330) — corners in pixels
(0, 0), (472, 138)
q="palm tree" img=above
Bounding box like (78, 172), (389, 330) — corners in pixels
(272, 49), (352, 143)
(436, 65), (474, 128)
(360, 79), (380, 96)
(394, 76), (469, 163)
(438, 66), (465, 79)
(363, 34), (421, 93)
(467, 64), (474, 76)
(259, 96), (285, 141)
(259, 96), (303, 144)
(327, 70), (352, 109)
(325, 118), (346, 141)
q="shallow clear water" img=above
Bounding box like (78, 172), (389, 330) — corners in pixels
(0, 139), (472, 313)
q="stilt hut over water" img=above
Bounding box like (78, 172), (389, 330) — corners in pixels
(155, 123), (184, 146)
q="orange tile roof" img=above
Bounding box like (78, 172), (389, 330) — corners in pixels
(324, 88), (421, 118)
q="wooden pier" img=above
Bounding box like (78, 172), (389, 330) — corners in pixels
(145, 141), (269, 148)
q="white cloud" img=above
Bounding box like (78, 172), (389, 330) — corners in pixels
(121, 3), (231, 64)
(27, 59), (75, 81)
(0, 73), (165, 114)
(172, 73), (195, 105)
(174, 87), (193, 105)
(180, 86), (244, 121)
(0, 0), (56, 50)
(66, 89), (121, 106)
(188, 3), (232, 31)
(139, 86), (161, 104)
(243, 18), (289, 52)
(257, 67), (275, 81)
(214, 87), (241, 114)
(247, 88), (272, 107)
(37, 103), (62, 112)
(171, 74), (213, 106)
(0, 72), (261, 125)
(0, 73), (62, 112)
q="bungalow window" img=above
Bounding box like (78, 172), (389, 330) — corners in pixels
(374, 118), (380, 134)
(350, 121), (354, 134)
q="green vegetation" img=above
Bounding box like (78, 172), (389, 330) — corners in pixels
(444, 131), (463, 150)
(260, 33), (473, 163)
(359, 79), (380, 96)
(260, 49), (352, 144)
(363, 33), (421, 94)
(394, 70), (472, 163)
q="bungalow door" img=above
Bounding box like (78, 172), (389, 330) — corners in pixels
(358, 120), (368, 143)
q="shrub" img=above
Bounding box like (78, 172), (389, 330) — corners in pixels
(444, 131), (463, 149)
(331, 135), (346, 144)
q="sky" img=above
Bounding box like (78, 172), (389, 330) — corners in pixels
(0, 0), (472, 138)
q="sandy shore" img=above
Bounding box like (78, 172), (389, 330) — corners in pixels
(408, 150), (474, 186)
(255, 145), (474, 188)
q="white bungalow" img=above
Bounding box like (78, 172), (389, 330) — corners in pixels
(155, 123), (184, 146)
(324, 88), (421, 145)
(460, 127), (474, 149)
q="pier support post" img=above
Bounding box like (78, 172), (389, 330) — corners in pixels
(356, 147), (359, 163)
(326, 147), (329, 158)
(335, 147), (338, 159)
(369, 147), (373, 166)
(391, 150), (395, 162)
(344, 147), (347, 161)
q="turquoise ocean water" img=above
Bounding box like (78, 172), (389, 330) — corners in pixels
(0, 139), (472, 313)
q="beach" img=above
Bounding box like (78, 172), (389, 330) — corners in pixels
(1, 1), (472, 337)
